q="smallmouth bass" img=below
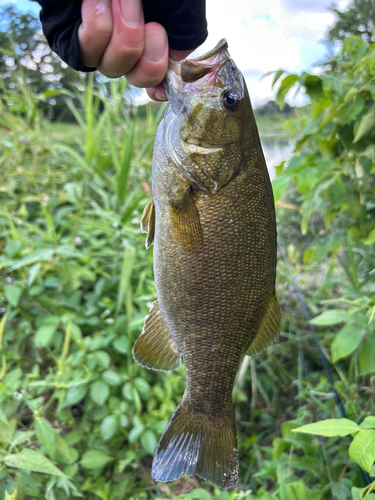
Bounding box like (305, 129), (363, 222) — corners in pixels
(133, 39), (280, 488)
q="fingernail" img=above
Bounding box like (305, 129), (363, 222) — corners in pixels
(121, 0), (142, 27)
(144, 29), (167, 63)
(155, 91), (168, 101)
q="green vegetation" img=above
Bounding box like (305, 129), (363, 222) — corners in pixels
(0, 1), (375, 499)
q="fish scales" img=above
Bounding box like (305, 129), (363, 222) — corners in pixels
(133, 39), (280, 488)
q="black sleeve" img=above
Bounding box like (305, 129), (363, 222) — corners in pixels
(36, 0), (208, 73)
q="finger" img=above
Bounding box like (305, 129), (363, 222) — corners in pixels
(125, 23), (168, 88)
(97, 0), (144, 78)
(78, 0), (113, 68)
(147, 84), (168, 101)
(169, 49), (195, 62)
(146, 49), (195, 101)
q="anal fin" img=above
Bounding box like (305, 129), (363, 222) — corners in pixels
(141, 198), (155, 249)
(133, 301), (180, 371)
(246, 293), (280, 355)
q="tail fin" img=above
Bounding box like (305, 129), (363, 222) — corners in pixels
(151, 401), (238, 489)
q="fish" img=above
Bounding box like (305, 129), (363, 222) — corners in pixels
(133, 39), (280, 489)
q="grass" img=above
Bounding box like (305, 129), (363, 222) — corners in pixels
(0, 78), (374, 500)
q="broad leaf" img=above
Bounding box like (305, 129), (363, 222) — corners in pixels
(331, 324), (366, 362)
(80, 450), (113, 469)
(100, 415), (118, 441)
(360, 416), (375, 429)
(141, 430), (157, 455)
(2, 449), (65, 476)
(90, 380), (109, 406)
(349, 429), (375, 472)
(66, 385), (87, 405)
(292, 418), (359, 437)
(5, 287), (22, 307)
(359, 337), (375, 376)
(102, 370), (121, 386)
(310, 310), (350, 326)
(279, 481), (309, 500)
(353, 103), (375, 143)
(186, 489), (212, 500)
(35, 418), (55, 455)
(35, 323), (59, 348)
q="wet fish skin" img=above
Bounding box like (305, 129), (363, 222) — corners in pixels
(133, 39), (280, 488)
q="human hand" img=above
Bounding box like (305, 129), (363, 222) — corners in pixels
(78, 0), (194, 101)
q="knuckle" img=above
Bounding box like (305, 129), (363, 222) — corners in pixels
(117, 41), (144, 62)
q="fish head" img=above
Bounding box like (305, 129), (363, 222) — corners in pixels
(163, 39), (256, 193)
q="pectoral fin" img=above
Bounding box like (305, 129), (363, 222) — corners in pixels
(141, 198), (155, 249)
(133, 301), (181, 371)
(245, 294), (280, 355)
(169, 186), (203, 251)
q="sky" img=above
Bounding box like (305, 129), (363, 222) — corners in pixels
(4, 0), (352, 106)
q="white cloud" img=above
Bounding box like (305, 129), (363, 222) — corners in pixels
(187, 0), (353, 104)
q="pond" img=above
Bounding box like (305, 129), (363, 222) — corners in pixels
(260, 134), (292, 180)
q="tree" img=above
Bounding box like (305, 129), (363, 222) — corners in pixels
(328, 0), (375, 43)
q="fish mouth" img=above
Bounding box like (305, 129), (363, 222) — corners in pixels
(168, 39), (229, 84)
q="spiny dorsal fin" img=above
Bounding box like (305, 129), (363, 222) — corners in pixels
(133, 301), (180, 371)
(246, 293), (280, 355)
(141, 197), (155, 249)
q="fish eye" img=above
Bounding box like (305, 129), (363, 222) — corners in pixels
(222, 89), (242, 112)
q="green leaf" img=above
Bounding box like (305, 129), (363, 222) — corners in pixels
(92, 351), (110, 369)
(353, 103), (375, 143)
(102, 370), (121, 386)
(310, 309), (350, 326)
(2, 449), (65, 476)
(80, 450), (113, 470)
(28, 262), (41, 287)
(113, 336), (129, 354)
(276, 74), (298, 108)
(302, 74), (324, 101)
(370, 464), (375, 477)
(141, 429), (157, 455)
(279, 481), (308, 500)
(360, 417), (375, 429)
(90, 380), (109, 405)
(186, 489), (212, 500)
(331, 324), (366, 362)
(133, 378), (150, 398)
(351, 487), (363, 500)
(349, 429), (375, 472)
(34, 323), (59, 348)
(365, 228), (375, 245)
(35, 418), (55, 455)
(4, 240), (21, 258)
(292, 418), (359, 437)
(66, 385), (87, 405)
(128, 426), (143, 443)
(10, 431), (35, 451)
(100, 415), (118, 441)
(5, 287), (22, 307)
(0, 408), (8, 424)
(54, 434), (77, 465)
(359, 337), (375, 376)
(8, 248), (54, 271)
(272, 175), (291, 202)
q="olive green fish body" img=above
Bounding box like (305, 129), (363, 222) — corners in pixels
(133, 39), (280, 488)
